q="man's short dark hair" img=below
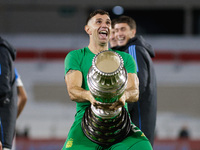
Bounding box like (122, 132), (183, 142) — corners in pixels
(86, 9), (110, 25)
(111, 18), (117, 29)
(113, 16), (136, 30)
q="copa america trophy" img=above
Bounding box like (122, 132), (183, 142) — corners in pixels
(81, 50), (131, 146)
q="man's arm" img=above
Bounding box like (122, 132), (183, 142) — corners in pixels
(15, 69), (27, 118)
(109, 73), (139, 110)
(65, 70), (98, 106)
(17, 85), (27, 118)
(121, 73), (139, 103)
(0, 141), (2, 150)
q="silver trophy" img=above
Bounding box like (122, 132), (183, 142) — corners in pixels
(82, 50), (131, 146)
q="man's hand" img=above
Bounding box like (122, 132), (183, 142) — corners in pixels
(0, 141), (2, 150)
(109, 97), (125, 111)
(92, 97), (125, 111)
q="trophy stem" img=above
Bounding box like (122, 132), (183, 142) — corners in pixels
(91, 105), (122, 119)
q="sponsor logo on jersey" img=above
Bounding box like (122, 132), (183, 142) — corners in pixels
(131, 124), (141, 133)
(66, 138), (73, 148)
(131, 124), (146, 137)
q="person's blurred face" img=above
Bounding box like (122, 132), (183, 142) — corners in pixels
(85, 14), (111, 46)
(114, 23), (136, 46)
(109, 28), (118, 47)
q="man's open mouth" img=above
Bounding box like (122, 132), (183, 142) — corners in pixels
(99, 31), (108, 39)
(118, 37), (125, 41)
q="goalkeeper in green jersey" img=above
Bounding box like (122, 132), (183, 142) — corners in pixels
(62, 9), (153, 150)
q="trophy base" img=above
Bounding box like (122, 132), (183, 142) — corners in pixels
(81, 106), (131, 147)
